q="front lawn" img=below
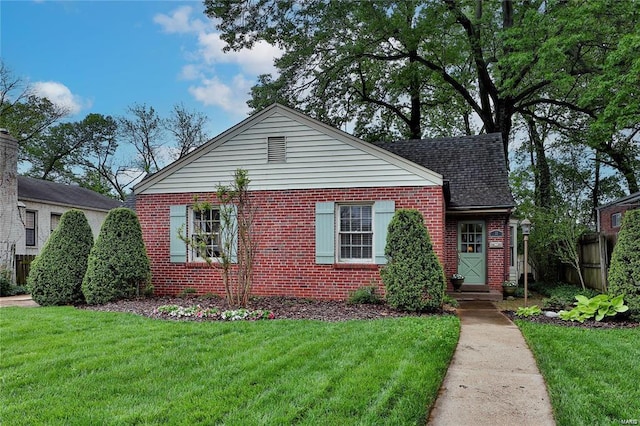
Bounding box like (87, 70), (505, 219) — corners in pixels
(517, 321), (640, 426)
(0, 307), (459, 425)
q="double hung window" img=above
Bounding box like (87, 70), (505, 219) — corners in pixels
(25, 211), (36, 247)
(338, 204), (373, 262)
(190, 207), (221, 261)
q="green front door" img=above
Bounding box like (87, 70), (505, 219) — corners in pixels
(458, 221), (486, 285)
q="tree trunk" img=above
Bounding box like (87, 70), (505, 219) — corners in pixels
(526, 117), (552, 208)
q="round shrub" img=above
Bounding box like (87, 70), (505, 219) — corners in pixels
(27, 209), (93, 306)
(381, 209), (445, 311)
(82, 208), (151, 305)
(607, 209), (640, 320)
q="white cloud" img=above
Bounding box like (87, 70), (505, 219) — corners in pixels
(198, 32), (280, 76)
(188, 75), (252, 115)
(31, 81), (88, 115)
(153, 6), (207, 34)
(154, 5), (282, 115)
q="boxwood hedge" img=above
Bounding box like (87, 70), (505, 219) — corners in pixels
(27, 209), (93, 306)
(82, 208), (151, 305)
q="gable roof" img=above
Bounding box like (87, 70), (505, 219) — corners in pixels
(134, 103), (442, 194)
(374, 134), (514, 210)
(18, 176), (122, 211)
(596, 191), (640, 210)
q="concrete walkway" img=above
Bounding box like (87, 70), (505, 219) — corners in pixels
(428, 301), (555, 425)
(0, 294), (39, 308)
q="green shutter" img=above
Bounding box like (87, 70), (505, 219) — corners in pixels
(315, 202), (335, 264)
(374, 200), (395, 264)
(169, 205), (187, 263)
(221, 204), (238, 264)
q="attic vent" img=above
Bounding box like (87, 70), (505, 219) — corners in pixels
(267, 136), (286, 163)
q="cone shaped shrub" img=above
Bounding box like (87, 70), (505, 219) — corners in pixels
(82, 208), (151, 305)
(27, 209), (93, 306)
(608, 209), (640, 320)
(381, 209), (445, 311)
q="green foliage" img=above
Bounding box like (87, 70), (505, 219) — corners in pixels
(347, 286), (382, 305)
(516, 305), (542, 318)
(607, 209), (640, 320)
(26, 210), (93, 305)
(542, 284), (600, 310)
(382, 209), (445, 312)
(442, 294), (459, 308)
(559, 294), (628, 323)
(82, 208), (150, 305)
(178, 287), (197, 298)
(0, 268), (13, 296)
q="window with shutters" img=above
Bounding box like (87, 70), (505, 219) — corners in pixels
(267, 136), (286, 163)
(189, 206), (221, 261)
(337, 204), (374, 263)
(25, 210), (37, 247)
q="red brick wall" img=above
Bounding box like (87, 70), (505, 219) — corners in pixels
(443, 214), (511, 291)
(599, 204), (638, 236)
(137, 186), (445, 300)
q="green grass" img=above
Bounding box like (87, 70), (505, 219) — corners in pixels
(0, 307), (459, 425)
(517, 321), (640, 426)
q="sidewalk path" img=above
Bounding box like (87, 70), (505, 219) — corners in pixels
(428, 301), (555, 425)
(0, 294), (39, 308)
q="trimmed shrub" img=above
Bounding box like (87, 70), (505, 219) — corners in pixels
(381, 209), (445, 311)
(0, 268), (13, 296)
(82, 208), (151, 305)
(607, 209), (640, 320)
(26, 209), (93, 305)
(347, 286), (383, 305)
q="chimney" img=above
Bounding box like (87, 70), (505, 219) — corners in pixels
(0, 129), (20, 284)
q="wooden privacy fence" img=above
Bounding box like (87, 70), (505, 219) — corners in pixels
(564, 232), (614, 292)
(15, 255), (36, 286)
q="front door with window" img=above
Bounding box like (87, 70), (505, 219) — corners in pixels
(458, 221), (486, 285)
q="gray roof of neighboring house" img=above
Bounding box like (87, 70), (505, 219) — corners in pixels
(18, 176), (122, 211)
(596, 191), (640, 210)
(375, 133), (514, 210)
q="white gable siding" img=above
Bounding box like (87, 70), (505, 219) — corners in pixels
(139, 111), (441, 194)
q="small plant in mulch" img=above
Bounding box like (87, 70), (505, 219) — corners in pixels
(154, 304), (275, 321)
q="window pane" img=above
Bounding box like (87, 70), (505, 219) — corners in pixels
(338, 205), (373, 261)
(192, 207), (221, 260)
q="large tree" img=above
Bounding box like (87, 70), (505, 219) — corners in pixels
(206, 0), (639, 184)
(0, 61), (68, 149)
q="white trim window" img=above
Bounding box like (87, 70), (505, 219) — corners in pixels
(50, 213), (62, 234)
(189, 206), (221, 261)
(337, 204), (373, 263)
(611, 212), (622, 228)
(25, 210), (37, 247)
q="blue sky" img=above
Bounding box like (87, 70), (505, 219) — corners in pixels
(1, 0), (281, 138)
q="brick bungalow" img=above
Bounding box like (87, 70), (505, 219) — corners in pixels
(133, 104), (514, 300)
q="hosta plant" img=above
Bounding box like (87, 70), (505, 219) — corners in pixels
(559, 294), (628, 323)
(516, 305), (542, 317)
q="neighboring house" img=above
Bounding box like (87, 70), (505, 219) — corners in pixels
(594, 191), (640, 280)
(133, 103), (514, 300)
(1, 128), (121, 285)
(597, 191), (640, 242)
(16, 176), (122, 256)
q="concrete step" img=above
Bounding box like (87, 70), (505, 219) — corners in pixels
(447, 290), (503, 302)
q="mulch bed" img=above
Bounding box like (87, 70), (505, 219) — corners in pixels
(80, 296), (450, 322)
(503, 310), (639, 329)
(80, 296), (638, 327)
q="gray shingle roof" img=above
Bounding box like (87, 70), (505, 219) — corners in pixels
(374, 133), (514, 209)
(18, 176), (122, 211)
